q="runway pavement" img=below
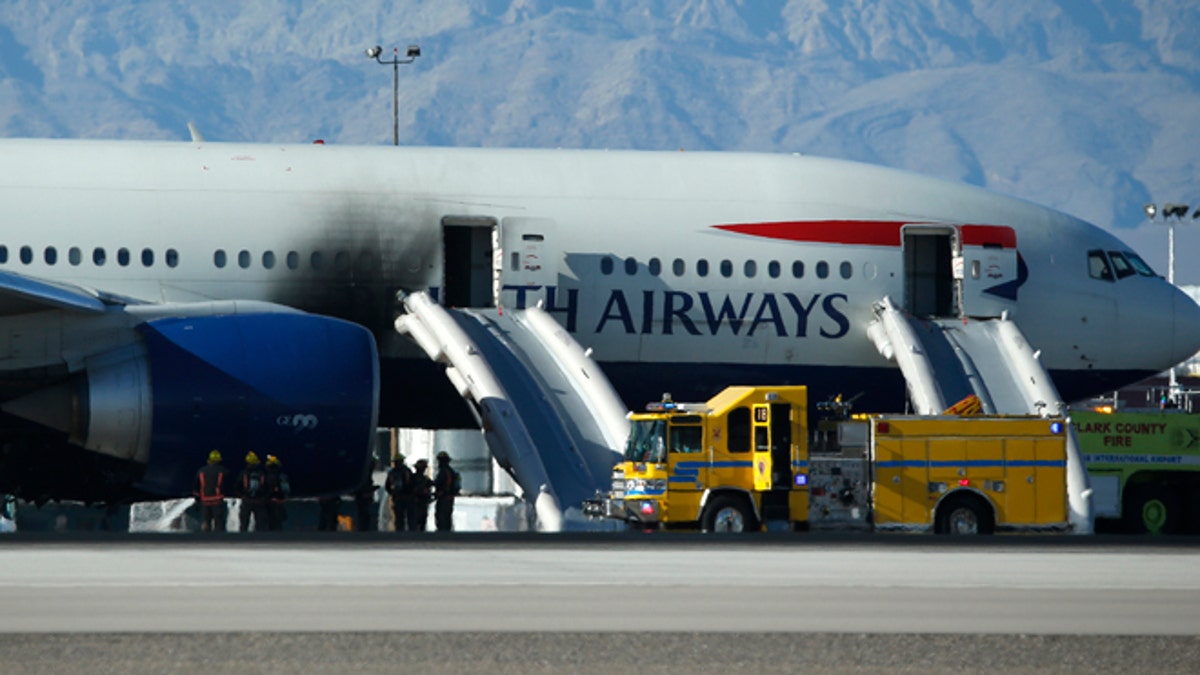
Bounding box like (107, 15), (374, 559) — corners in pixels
(1, 533), (1198, 672)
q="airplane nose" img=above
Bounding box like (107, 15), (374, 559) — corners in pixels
(1171, 286), (1200, 367)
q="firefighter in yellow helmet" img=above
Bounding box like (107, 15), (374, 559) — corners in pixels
(238, 451), (268, 532)
(263, 454), (290, 531)
(193, 450), (229, 532)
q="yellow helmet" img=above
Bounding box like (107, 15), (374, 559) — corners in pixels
(266, 454), (281, 467)
(208, 450), (222, 464)
(245, 452), (259, 465)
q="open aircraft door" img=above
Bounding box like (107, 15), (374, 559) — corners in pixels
(958, 225), (1018, 319)
(498, 217), (558, 309)
(752, 404), (772, 491)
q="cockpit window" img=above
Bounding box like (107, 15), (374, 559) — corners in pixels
(1088, 250), (1114, 281)
(1107, 251), (1136, 280)
(1125, 252), (1157, 277)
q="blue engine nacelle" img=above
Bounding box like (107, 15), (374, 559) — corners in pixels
(134, 313), (380, 497)
(3, 313), (382, 498)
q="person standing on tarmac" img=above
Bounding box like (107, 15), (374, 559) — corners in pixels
(433, 451), (460, 532)
(385, 454), (414, 531)
(238, 451), (268, 532)
(193, 450), (229, 532)
(263, 454), (290, 531)
(408, 458), (432, 531)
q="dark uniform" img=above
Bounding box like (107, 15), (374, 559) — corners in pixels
(317, 496), (341, 531)
(193, 450), (229, 532)
(433, 451), (460, 532)
(409, 459), (432, 531)
(263, 455), (290, 531)
(385, 455), (414, 531)
(238, 451), (268, 532)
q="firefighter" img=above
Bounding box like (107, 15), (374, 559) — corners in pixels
(193, 450), (229, 532)
(408, 458), (432, 531)
(263, 454), (290, 531)
(385, 454), (414, 531)
(238, 451), (268, 532)
(433, 451), (460, 532)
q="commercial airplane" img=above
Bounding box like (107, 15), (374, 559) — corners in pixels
(0, 137), (1196, 505)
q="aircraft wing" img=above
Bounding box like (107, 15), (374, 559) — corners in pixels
(0, 268), (112, 315)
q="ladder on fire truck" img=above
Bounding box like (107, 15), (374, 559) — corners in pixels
(395, 290), (626, 531)
(868, 295), (1093, 532)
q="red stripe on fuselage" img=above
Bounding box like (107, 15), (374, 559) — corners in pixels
(713, 221), (1016, 249)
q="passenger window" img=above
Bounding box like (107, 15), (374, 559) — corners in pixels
(334, 251), (350, 272)
(624, 257), (637, 275)
(816, 261), (829, 279)
(214, 250), (226, 269)
(670, 426), (703, 454)
(840, 261), (852, 279)
(744, 260), (757, 278)
(600, 256), (614, 275)
(768, 261), (781, 278)
(166, 249), (179, 268)
(19, 246), (31, 264)
(728, 407), (751, 453)
(1087, 250), (1113, 281)
(696, 259), (709, 277)
(648, 258), (661, 276)
(69, 247), (81, 266)
(0, 246), (7, 264)
(720, 259), (733, 278)
(44, 247), (57, 265)
(117, 248), (130, 266)
(263, 251), (276, 269)
(311, 251), (323, 270)
(141, 248), (154, 267)
(239, 250), (251, 269)
(286, 251), (299, 270)
(672, 258), (685, 276)
(792, 261), (804, 278)
(1107, 251), (1136, 280)
(94, 248), (107, 266)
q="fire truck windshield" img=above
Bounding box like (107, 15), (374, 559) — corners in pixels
(625, 419), (667, 462)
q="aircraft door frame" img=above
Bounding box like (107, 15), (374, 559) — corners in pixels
(441, 216), (497, 308)
(902, 225), (960, 319)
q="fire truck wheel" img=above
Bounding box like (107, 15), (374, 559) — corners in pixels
(702, 495), (757, 533)
(1124, 485), (1179, 535)
(935, 493), (995, 535)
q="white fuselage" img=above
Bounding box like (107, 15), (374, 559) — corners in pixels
(0, 138), (1195, 415)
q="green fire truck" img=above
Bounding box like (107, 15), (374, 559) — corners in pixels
(1074, 409), (1200, 534)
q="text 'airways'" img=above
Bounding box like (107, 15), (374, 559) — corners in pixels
(497, 285), (851, 338)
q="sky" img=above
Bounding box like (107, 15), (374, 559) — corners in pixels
(1, 0), (1199, 281)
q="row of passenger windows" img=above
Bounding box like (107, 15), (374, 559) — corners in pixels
(0, 246), (376, 272)
(0, 245), (181, 268)
(1087, 249), (1156, 282)
(599, 255), (854, 280)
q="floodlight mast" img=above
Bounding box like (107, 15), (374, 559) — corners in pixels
(365, 44), (421, 146)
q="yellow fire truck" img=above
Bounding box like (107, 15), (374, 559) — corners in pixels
(583, 386), (1070, 534)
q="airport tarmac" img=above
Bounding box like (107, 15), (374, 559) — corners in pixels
(1, 534), (1198, 672)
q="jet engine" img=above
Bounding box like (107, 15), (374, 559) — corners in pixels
(3, 312), (379, 499)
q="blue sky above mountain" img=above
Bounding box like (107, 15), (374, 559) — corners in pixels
(1, 0), (1198, 280)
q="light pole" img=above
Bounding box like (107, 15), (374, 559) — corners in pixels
(365, 44), (420, 146)
(1144, 201), (1198, 404)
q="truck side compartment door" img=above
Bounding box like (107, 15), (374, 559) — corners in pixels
(752, 404), (772, 491)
